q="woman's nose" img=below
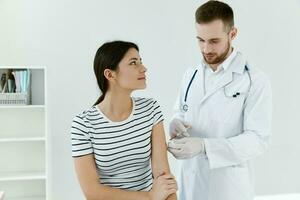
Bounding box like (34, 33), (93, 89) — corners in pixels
(141, 64), (147, 72)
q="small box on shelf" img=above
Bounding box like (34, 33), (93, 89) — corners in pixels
(0, 92), (31, 105)
(0, 68), (31, 105)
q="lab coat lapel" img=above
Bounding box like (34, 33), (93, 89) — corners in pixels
(198, 52), (246, 105)
(198, 66), (206, 100)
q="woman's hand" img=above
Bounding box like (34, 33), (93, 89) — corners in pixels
(148, 172), (178, 200)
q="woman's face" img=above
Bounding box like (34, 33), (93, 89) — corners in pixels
(114, 48), (147, 91)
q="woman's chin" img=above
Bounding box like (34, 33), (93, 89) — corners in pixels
(135, 84), (147, 90)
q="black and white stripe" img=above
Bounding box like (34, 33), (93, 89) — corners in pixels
(71, 97), (164, 191)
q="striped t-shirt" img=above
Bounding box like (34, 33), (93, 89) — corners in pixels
(71, 97), (164, 191)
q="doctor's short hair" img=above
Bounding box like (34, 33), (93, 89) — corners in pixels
(195, 0), (234, 32)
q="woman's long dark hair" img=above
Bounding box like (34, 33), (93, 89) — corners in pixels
(93, 41), (139, 106)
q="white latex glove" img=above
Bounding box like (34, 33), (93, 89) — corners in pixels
(168, 137), (205, 159)
(169, 118), (191, 139)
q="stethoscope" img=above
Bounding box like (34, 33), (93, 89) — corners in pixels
(182, 65), (252, 112)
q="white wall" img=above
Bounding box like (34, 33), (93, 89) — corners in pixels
(0, 0), (300, 199)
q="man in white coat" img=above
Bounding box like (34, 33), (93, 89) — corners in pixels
(167, 1), (272, 200)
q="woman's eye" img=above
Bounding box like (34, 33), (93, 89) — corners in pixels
(130, 61), (137, 65)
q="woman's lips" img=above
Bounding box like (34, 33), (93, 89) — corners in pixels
(138, 77), (146, 80)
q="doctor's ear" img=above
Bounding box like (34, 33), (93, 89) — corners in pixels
(229, 27), (237, 40)
(103, 68), (117, 81)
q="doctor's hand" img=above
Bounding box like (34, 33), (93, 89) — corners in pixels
(168, 137), (205, 159)
(169, 118), (191, 139)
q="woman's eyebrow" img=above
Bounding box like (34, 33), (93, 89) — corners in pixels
(129, 57), (142, 61)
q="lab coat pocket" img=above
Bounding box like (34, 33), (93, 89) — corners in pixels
(227, 164), (253, 200)
(208, 164), (250, 200)
(221, 95), (246, 124)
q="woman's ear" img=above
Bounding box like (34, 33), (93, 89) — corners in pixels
(103, 68), (116, 81)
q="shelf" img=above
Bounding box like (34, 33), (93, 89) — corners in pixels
(0, 171), (46, 181)
(0, 66), (45, 69)
(0, 105), (45, 109)
(6, 196), (45, 200)
(0, 137), (45, 142)
(0, 66), (47, 198)
(8, 197), (44, 200)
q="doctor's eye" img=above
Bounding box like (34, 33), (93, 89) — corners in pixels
(210, 40), (220, 44)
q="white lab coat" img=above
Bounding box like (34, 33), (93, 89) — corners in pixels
(173, 52), (272, 200)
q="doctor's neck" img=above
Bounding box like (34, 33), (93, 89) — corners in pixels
(208, 46), (233, 72)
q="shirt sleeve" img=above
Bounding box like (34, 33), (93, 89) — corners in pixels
(70, 114), (93, 157)
(152, 99), (164, 126)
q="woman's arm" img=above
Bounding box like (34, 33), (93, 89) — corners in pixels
(151, 121), (177, 200)
(74, 154), (150, 200)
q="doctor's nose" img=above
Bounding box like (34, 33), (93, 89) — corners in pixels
(202, 43), (213, 54)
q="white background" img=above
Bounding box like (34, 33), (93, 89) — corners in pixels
(0, 0), (300, 199)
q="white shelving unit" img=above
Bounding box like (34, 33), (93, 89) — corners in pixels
(0, 66), (47, 200)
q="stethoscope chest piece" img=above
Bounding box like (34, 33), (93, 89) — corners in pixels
(182, 104), (188, 112)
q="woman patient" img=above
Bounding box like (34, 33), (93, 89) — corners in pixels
(71, 41), (177, 200)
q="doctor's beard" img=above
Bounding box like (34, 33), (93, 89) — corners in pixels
(203, 41), (232, 65)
